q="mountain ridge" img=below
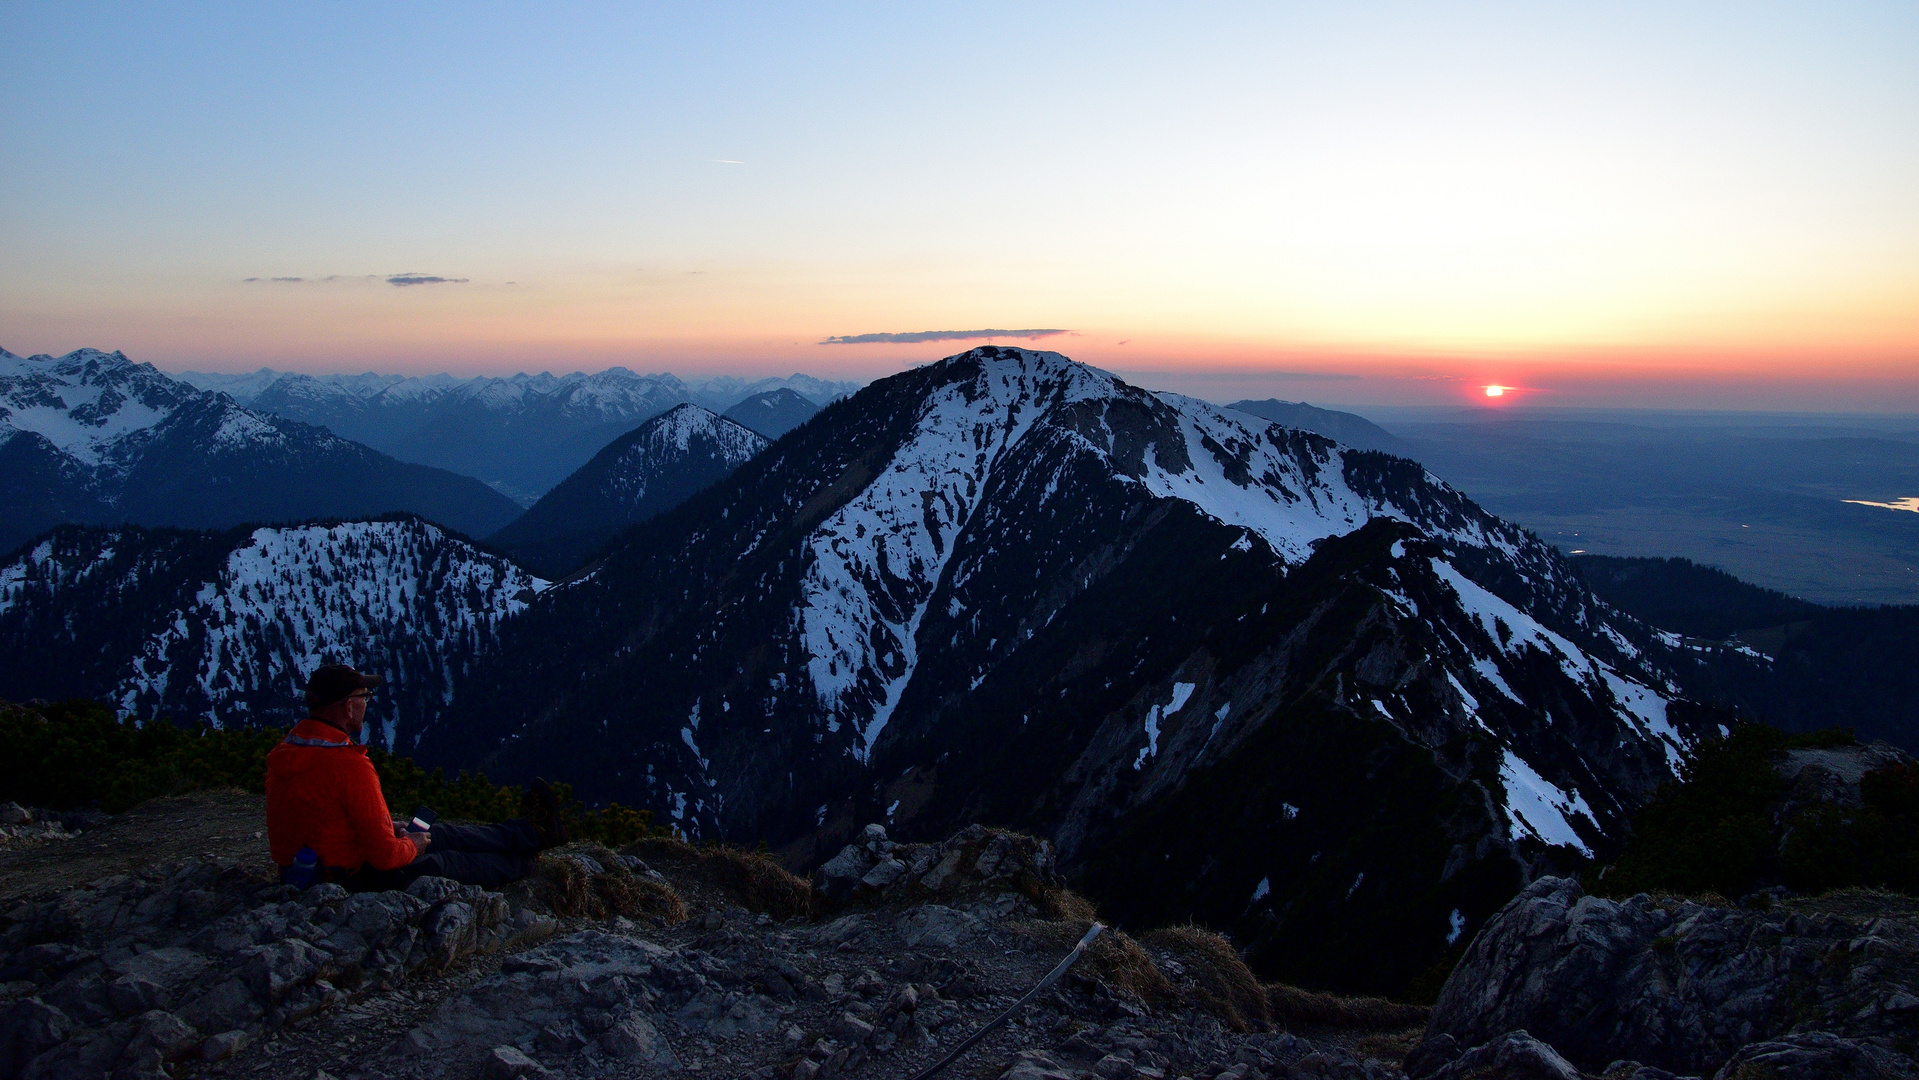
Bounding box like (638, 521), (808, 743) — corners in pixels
(1225, 398), (1410, 456)
(417, 346), (1715, 992)
(0, 348), (524, 552)
(178, 366), (862, 503)
(0, 515), (543, 746)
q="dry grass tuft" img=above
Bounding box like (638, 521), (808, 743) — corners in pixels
(1018, 877), (1099, 923)
(619, 838), (815, 920)
(1090, 928), (1176, 1005)
(532, 842), (688, 922)
(1142, 925), (1270, 1032)
(624, 835), (700, 865)
(1265, 982), (1429, 1030)
(1029, 920), (1175, 1007)
(1354, 1027), (1425, 1063)
(698, 845), (814, 921)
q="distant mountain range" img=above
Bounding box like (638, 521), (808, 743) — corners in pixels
(179, 366), (859, 504)
(0, 348), (523, 555)
(1226, 399), (1410, 456)
(0, 516), (541, 744)
(491, 404), (769, 578)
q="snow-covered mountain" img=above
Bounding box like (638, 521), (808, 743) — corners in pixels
(722, 387), (821, 439)
(0, 348), (524, 553)
(178, 366), (861, 504)
(0, 517), (544, 747)
(425, 346), (1718, 994)
(490, 404), (770, 578)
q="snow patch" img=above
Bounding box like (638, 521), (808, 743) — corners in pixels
(1498, 749), (1596, 855)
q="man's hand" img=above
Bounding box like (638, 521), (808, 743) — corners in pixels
(406, 830), (430, 855)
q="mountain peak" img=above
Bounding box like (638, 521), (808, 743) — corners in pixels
(489, 401), (769, 578)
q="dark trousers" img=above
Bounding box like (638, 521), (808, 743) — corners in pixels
(348, 819), (543, 892)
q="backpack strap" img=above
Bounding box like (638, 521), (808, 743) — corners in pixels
(282, 732), (354, 748)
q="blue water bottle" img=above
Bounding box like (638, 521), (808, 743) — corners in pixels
(286, 845), (319, 890)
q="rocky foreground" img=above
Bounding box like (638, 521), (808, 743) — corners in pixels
(1, 811), (1916, 1080)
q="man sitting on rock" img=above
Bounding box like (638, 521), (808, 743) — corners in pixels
(265, 663), (565, 891)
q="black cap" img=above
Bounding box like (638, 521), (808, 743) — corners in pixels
(305, 663), (384, 710)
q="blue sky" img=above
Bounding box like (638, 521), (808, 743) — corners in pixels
(4, 2), (1915, 408)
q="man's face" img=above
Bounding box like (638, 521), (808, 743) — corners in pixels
(320, 689), (372, 737)
(343, 690), (370, 733)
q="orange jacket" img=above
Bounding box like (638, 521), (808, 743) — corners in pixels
(264, 718), (418, 872)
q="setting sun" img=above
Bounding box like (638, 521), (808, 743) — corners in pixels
(1485, 385), (1507, 398)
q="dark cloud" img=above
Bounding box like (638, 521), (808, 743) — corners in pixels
(242, 276), (308, 283)
(820, 328), (1069, 345)
(387, 274), (470, 287)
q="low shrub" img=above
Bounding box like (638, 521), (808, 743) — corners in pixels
(0, 698), (281, 812)
(1600, 721), (1919, 900)
(0, 698), (674, 845)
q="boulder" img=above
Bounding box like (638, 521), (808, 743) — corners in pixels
(1422, 1031), (1581, 1080)
(479, 1045), (557, 1080)
(199, 1027), (250, 1061)
(598, 1011), (679, 1068)
(898, 904), (987, 949)
(0, 1000), (74, 1078)
(1413, 877), (1919, 1077)
(815, 845), (873, 900)
(1709, 1032), (1914, 1080)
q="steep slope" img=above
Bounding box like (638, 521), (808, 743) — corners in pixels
(1569, 555), (1919, 752)
(1226, 398), (1410, 456)
(0, 517), (544, 748)
(426, 347), (1713, 993)
(184, 367), (861, 503)
(489, 404), (769, 579)
(1570, 553), (1823, 640)
(0, 348), (523, 550)
(722, 388), (821, 439)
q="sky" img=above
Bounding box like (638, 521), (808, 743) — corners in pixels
(3, 2), (1915, 409)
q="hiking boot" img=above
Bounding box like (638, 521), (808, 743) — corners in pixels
(524, 777), (566, 850)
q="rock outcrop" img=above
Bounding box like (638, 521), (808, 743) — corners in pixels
(0, 861), (551, 1080)
(1409, 876), (1919, 1079)
(0, 805), (79, 855)
(812, 823), (1063, 905)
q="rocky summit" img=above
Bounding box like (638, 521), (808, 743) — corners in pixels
(4, 790), (1918, 1080)
(0, 809), (1440, 1080)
